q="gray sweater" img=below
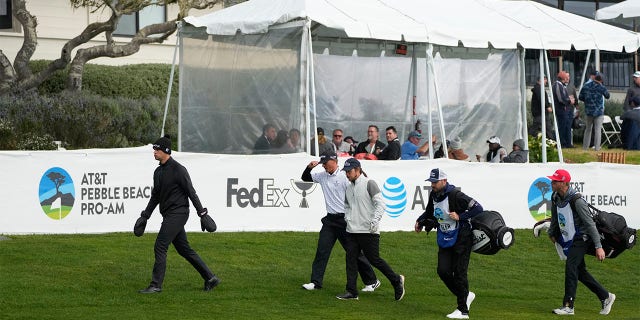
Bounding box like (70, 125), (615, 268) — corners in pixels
(344, 175), (385, 234)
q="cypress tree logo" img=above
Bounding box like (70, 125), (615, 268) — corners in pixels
(527, 177), (552, 221)
(38, 167), (76, 220)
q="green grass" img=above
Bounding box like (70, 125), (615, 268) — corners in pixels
(1, 231), (638, 320)
(562, 148), (640, 164)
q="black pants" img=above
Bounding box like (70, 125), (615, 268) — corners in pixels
(345, 233), (401, 295)
(309, 214), (377, 288)
(563, 238), (608, 307)
(150, 213), (214, 288)
(437, 225), (472, 313)
(557, 112), (573, 147)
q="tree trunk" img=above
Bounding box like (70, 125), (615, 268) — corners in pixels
(67, 21), (177, 91)
(0, 51), (16, 94)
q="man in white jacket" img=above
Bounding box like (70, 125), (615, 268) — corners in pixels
(336, 158), (405, 301)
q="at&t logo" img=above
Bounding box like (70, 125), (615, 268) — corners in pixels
(381, 177), (407, 218)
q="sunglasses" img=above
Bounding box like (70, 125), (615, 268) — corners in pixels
(334, 135), (342, 137)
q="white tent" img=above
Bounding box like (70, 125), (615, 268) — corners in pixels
(178, 0), (640, 160)
(596, 0), (640, 22)
(186, 0), (639, 51)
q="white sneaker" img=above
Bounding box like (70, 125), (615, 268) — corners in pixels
(552, 306), (574, 315)
(302, 282), (318, 290)
(466, 291), (475, 310)
(446, 309), (469, 319)
(361, 279), (381, 292)
(600, 293), (616, 315)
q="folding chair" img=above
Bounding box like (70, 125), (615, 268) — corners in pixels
(614, 115), (623, 131)
(601, 115), (622, 147)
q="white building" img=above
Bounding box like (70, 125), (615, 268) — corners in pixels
(0, 0), (221, 66)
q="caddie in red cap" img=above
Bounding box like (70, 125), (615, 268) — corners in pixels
(546, 169), (616, 316)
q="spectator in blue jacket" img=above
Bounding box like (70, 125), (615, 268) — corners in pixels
(579, 74), (610, 151)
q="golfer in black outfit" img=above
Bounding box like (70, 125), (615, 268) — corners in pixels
(138, 136), (219, 293)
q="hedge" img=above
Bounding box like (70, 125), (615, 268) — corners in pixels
(30, 60), (179, 99)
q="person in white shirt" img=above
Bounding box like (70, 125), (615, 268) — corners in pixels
(300, 151), (379, 292)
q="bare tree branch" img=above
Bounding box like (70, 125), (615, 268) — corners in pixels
(0, 0), (222, 95)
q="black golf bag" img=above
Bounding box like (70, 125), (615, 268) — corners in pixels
(471, 210), (515, 255)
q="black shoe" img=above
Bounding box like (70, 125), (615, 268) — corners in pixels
(138, 286), (162, 294)
(336, 292), (359, 300)
(204, 275), (220, 291)
(394, 275), (405, 301)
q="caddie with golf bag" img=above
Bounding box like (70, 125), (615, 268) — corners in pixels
(545, 169), (616, 316)
(414, 168), (483, 320)
(135, 135), (219, 294)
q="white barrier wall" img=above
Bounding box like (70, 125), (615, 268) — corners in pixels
(1, 146), (638, 234)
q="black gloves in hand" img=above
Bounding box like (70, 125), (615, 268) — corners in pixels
(198, 208), (217, 232)
(134, 216), (148, 237)
(140, 210), (151, 219)
(418, 217), (438, 233)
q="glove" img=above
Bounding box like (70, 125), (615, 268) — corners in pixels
(369, 220), (379, 233)
(134, 216), (147, 237)
(140, 210), (151, 219)
(198, 208), (217, 232)
(417, 218), (437, 234)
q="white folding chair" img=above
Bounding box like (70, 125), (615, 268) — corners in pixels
(601, 115), (621, 147)
(614, 115), (623, 131)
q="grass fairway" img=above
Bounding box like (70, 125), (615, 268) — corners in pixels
(1, 230), (638, 320)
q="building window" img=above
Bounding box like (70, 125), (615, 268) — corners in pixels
(0, 0), (12, 30)
(114, 4), (166, 37)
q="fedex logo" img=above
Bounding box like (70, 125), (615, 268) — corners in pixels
(227, 178), (290, 208)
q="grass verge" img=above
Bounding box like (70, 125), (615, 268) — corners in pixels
(0, 230), (638, 320)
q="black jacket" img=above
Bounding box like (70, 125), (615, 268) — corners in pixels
(355, 140), (386, 155)
(377, 139), (401, 160)
(143, 157), (204, 217)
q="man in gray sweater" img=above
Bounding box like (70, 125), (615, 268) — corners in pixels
(547, 169), (616, 316)
(336, 158), (405, 301)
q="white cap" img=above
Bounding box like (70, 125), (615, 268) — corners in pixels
(633, 71), (640, 78)
(486, 136), (501, 144)
(426, 168), (447, 182)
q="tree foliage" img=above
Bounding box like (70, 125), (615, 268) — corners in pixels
(0, 0), (220, 95)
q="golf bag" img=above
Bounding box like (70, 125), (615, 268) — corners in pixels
(544, 193), (638, 259)
(471, 210), (515, 255)
(577, 200), (637, 259)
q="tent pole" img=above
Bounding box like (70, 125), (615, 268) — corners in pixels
(520, 48), (528, 152)
(305, 20), (317, 155)
(402, 44), (416, 141)
(544, 50), (564, 163)
(175, 22), (183, 151)
(577, 49), (592, 97)
(412, 44), (418, 136)
(427, 44), (447, 158)
(539, 50), (547, 163)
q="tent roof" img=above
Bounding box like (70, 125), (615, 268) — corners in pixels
(184, 0), (640, 52)
(596, 0), (640, 21)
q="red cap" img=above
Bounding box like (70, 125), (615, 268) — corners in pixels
(547, 169), (571, 182)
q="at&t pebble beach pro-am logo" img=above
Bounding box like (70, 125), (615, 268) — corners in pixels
(527, 177), (552, 222)
(381, 177), (407, 218)
(38, 167), (76, 220)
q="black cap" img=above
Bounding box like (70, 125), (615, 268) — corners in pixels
(153, 135), (172, 154)
(344, 136), (358, 144)
(342, 158), (361, 171)
(319, 150), (337, 164)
